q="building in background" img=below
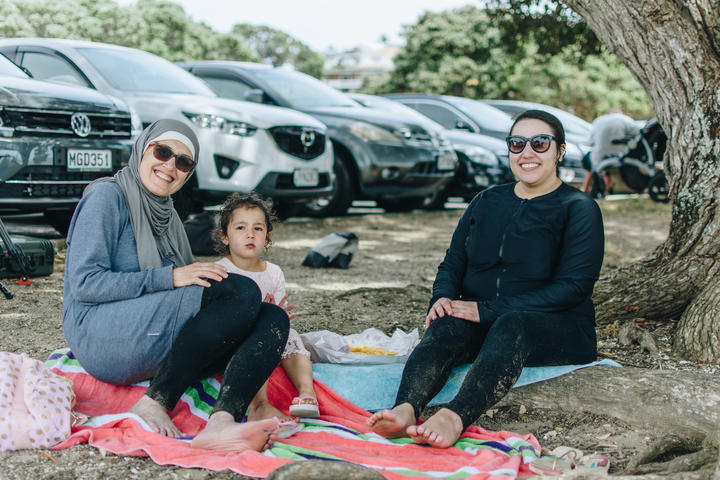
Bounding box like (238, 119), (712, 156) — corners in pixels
(322, 43), (400, 92)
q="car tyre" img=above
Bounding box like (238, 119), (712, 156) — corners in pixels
(421, 188), (450, 210)
(297, 155), (354, 217)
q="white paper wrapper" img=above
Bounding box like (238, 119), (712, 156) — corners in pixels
(300, 327), (419, 364)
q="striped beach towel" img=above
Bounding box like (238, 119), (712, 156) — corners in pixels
(46, 348), (540, 479)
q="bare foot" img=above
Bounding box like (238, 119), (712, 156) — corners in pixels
(129, 394), (181, 437)
(191, 411), (279, 452)
(248, 397), (296, 422)
(406, 408), (463, 448)
(366, 403), (416, 439)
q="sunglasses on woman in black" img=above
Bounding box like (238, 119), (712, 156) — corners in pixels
(151, 143), (196, 173)
(505, 134), (556, 154)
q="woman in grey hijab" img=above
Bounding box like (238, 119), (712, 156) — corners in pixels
(63, 119), (290, 452)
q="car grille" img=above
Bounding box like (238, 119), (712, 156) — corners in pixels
(410, 161), (442, 175)
(0, 107), (132, 138)
(0, 166), (113, 198)
(268, 127), (326, 160)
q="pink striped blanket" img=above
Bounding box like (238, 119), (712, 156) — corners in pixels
(47, 348), (540, 479)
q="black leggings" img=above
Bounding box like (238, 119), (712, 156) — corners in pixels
(146, 274), (289, 421)
(395, 311), (596, 429)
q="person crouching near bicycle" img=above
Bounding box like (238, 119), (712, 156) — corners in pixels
(583, 109), (641, 197)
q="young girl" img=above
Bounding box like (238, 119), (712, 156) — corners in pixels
(214, 192), (320, 420)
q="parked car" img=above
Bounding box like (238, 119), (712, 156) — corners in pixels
(482, 99), (592, 146)
(350, 93), (512, 206)
(178, 61), (457, 215)
(482, 99), (591, 186)
(382, 94), (514, 141)
(0, 52), (137, 234)
(0, 39), (334, 218)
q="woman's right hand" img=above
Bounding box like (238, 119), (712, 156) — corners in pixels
(172, 262), (228, 288)
(425, 297), (453, 329)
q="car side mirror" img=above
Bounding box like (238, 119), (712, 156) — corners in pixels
(455, 120), (474, 132)
(244, 89), (265, 104)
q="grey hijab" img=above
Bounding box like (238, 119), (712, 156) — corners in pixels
(85, 119), (199, 270)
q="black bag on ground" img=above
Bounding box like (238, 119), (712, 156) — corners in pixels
(302, 232), (358, 269)
(0, 235), (55, 278)
(183, 212), (216, 256)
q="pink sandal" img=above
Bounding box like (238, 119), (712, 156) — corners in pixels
(273, 416), (304, 439)
(288, 396), (320, 418)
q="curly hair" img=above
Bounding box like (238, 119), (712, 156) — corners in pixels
(213, 192), (278, 255)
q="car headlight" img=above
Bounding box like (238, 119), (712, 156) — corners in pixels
(455, 144), (498, 167)
(129, 107), (143, 139)
(347, 121), (405, 145)
(183, 112), (258, 137)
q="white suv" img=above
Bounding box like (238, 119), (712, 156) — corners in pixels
(0, 39), (333, 217)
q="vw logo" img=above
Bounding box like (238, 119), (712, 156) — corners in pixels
(300, 129), (316, 148)
(70, 113), (92, 137)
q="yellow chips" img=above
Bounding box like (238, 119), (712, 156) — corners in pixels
(348, 344), (397, 355)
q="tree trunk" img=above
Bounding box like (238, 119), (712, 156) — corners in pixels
(562, 1), (720, 362)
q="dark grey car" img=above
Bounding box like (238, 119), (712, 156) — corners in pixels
(0, 53), (136, 233)
(178, 61), (457, 215)
(350, 93), (513, 206)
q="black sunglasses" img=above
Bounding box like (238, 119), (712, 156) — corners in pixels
(152, 143), (196, 173)
(506, 134), (556, 154)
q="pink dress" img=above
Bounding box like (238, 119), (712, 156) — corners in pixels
(215, 258), (310, 359)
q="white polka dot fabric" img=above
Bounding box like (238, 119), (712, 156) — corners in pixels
(0, 352), (75, 451)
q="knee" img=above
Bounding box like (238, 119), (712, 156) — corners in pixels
(258, 302), (290, 345)
(220, 274), (261, 315)
(489, 312), (528, 344)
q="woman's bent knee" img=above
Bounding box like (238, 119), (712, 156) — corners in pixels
(258, 303), (290, 340)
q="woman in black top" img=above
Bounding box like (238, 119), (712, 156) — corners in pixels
(368, 110), (604, 448)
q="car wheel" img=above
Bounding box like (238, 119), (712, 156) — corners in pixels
(421, 188), (450, 210)
(44, 209), (75, 236)
(588, 171), (606, 199)
(297, 156), (354, 217)
(377, 196), (426, 212)
(172, 179), (203, 221)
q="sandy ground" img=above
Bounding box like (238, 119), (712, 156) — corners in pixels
(1, 195), (702, 479)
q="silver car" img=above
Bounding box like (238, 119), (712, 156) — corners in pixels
(0, 39), (334, 217)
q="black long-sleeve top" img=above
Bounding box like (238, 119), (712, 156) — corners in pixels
(431, 182), (604, 325)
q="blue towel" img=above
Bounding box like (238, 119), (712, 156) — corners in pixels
(312, 359), (621, 412)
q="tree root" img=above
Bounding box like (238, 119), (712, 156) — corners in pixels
(624, 434), (718, 474)
(618, 321), (659, 355)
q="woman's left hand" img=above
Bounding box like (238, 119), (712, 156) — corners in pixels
(449, 300), (481, 323)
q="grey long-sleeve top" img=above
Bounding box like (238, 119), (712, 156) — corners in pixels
(62, 182), (203, 385)
(430, 182), (604, 326)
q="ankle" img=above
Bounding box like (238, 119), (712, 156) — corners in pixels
(395, 403), (417, 423)
(438, 408), (463, 430)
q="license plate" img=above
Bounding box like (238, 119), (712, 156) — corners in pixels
(67, 149), (112, 171)
(436, 152), (456, 171)
(293, 168), (319, 187)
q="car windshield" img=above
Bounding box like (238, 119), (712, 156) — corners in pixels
(354, 95), (444, 129)
(252, 68), (356, 109)
(446, 97), (513, 133)
(0, 54), (28, 78)
(544, 107), (591, 137)
(77, 47), (216, 95)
